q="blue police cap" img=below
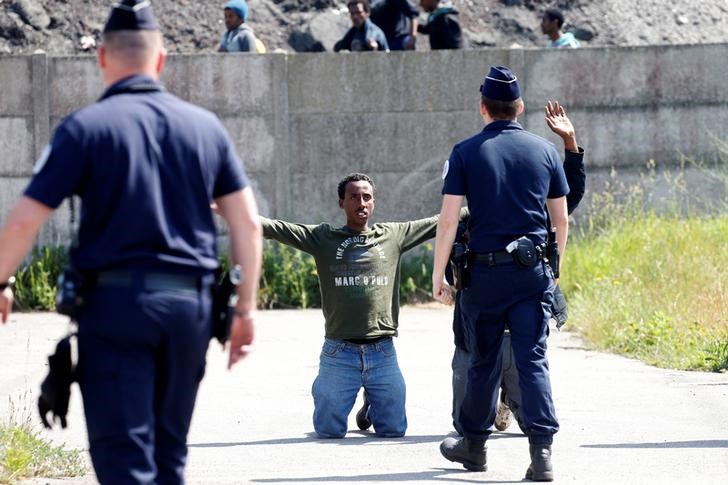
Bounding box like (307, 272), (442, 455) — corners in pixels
(480, 65), (521, 101)
(103, 0), (160, 32)
(224, 0), (249, 21)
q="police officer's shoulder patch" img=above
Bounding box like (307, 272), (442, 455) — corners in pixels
(32, 145), (52, 174)
(441, 159), (450, 180)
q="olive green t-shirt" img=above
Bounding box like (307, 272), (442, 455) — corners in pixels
(261, 216), (439, 339)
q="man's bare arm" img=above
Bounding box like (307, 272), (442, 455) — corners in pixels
(546, 196), (568, 274)
(432, 194), (464, 305)
(215, 187), (263, 368)
(0, 197), (53, 323)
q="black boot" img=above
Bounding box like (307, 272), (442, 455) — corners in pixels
(525, 444), (553, 481)
(439, 437), (487, 472)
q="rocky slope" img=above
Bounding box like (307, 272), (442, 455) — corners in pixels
(2, 0), (728, 55)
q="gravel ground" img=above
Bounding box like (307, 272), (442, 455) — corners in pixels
(2, 0), (728, 56)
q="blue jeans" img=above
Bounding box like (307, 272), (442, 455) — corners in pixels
(387, 35), (414, 51)
(312, 337), (407, 438)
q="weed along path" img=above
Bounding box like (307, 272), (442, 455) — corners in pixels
(2, 308), (727, 484)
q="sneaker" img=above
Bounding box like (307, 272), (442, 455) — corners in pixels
(355, 399), (372, 430)
(494, 398), (513, 431)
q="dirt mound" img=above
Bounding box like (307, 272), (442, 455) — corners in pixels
(1, 0), (728, 55)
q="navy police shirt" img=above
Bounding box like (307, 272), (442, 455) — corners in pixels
(442, 120), (569, 253)
(25, 75), (249, 273)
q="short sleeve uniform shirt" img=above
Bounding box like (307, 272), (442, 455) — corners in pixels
(442, 120), (569, 252)
(25, 75), (249, 273)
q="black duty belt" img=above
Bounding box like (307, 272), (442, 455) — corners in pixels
(96, 271), (201, 291)
(469, 250), (514, 266)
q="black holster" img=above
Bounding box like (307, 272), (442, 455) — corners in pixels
(450, 242), (469, 290)
(211, 267), (240, 345)
(55, 268), (87, 319)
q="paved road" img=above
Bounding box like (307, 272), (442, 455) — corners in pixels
(2, 308), (727, 484)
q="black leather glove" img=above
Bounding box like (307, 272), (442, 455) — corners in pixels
(38, 333), (76, 429)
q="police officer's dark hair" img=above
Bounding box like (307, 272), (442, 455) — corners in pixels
(481, 96), (521, 120)
(102, 30), (162, 66)
(338, 173), (375, 200)
(347, 0), (371, 14)
(543, 8), (565, 29)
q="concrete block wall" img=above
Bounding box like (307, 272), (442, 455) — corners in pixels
(1, 45), (726, 246)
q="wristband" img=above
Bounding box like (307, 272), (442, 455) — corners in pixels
(0, 276), (16, 290)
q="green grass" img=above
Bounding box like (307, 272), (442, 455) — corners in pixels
(0, 397), (86, 484)
(561, 214), (728, 371)
(13, 247), (67, 312)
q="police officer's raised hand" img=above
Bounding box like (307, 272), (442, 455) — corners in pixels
(0, 288), (13, 324)
(227, 311), (255, 369)
(545, 100), (578, 152)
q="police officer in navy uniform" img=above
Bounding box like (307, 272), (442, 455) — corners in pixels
(432, 66), (569, 481)
(0, 1), (263, 483)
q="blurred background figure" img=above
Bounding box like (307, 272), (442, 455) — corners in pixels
(418, 0), (465, 50)
(541, 8), (581, 48)
(219, 0), (265, 53)
(335, 0), (389, 52)
(370, 0), (419, 51)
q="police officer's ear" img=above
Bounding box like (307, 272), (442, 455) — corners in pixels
(97, 44), (108, 70)
(515, 99), (525, 117)
(155, 46), (167, 76)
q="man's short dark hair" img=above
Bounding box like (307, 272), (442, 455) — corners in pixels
(347, 0), (370, 14)
(543, 8), (565, 28)
(338, 173), (375, 200)
(481, 96), (521, 120)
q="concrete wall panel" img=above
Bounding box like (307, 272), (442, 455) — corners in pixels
(0, 57), (32, 115)
(0, 178), (28, 226)
(0, 118), (34, 175)
(289, 111), (480, 176)
(288, 50), (515, 115)
(523, 45), (728, 109)
(48, 57), (102, 118)
(524, 104), (728, 168)
(163, 54), (278, 115)
(221, 115), (276, 173)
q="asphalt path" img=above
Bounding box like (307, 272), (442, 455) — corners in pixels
(2, 307), (727, 484)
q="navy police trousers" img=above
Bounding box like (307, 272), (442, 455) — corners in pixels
(76, 274), (212, 484)
(457, 261), (559, 445)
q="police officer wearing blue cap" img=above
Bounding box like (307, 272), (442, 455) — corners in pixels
(432, 66), (569, 481)
(0, 0), (263, 483)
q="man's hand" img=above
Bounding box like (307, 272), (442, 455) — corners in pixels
(545, 100), (578, 152)
(432, 276), (453, 305)
(0, 288), (14, 324)
(227, 312), (255, 369)
(368, 39), (379, 50)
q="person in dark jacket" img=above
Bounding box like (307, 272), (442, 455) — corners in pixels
(370, 0), (420, 51)
(335, 0), (390, 52)
(418, 0), (465, 50)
